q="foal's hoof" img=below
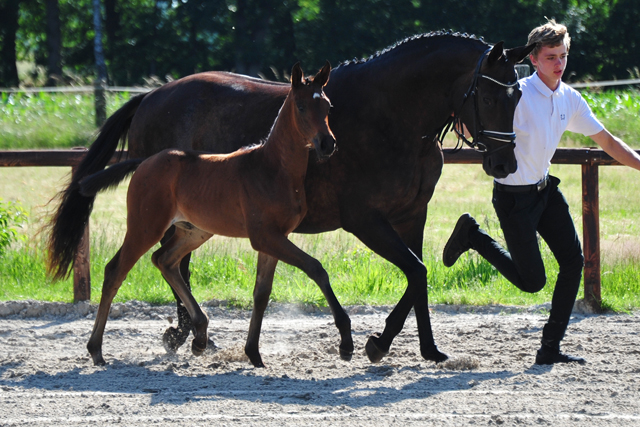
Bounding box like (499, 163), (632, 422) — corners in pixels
(163, 326), (190, 353)
(365, 333), (389, 363)
(90, 352), (107, 366)
(246, 352), (265, 368)
(191, 338), (207, 356)
(421, 345), (449, 363)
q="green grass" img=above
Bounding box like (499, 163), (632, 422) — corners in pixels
(1, 88), (639, 311)
(1, 162), (640, 312)
(0, 91), (134, 149)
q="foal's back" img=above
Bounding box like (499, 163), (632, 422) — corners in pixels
(127, 145), (300, 239)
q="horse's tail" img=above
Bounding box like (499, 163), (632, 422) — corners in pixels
(45, 93), (147, 281)
(79, 159), (143, 197)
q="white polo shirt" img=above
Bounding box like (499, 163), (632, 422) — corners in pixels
(495, 72), (604, 186)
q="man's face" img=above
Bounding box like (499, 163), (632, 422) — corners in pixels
(530, 43), (568, 90)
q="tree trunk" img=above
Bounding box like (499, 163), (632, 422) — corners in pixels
(45, 0), (62, 85)
(233, 0), (270, 77)
(0, 0), (20, 87)
(93, 0), (108, 126)
(104, 0), (120, 64)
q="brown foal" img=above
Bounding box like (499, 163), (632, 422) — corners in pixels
(79, 62), (347, 367)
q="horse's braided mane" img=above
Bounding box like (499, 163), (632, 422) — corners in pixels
(335, 30), (487, 68)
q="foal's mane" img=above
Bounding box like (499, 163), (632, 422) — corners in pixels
(335, 30), (488, 69)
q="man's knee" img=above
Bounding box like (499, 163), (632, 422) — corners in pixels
(518, 274), (547, 293)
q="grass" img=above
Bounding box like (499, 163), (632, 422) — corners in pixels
(1, 88), (639, 311)
(0, 91), (135, 149)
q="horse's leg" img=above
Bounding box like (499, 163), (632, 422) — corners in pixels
(342, 211), (447, 364)
(392, 210), (448, 362)
(244, 252), (278, 367)
(87, 239), (154, 365)
(152, 226), (213, 356)
(160, 226), (194, 353)
(251, 232), (353, 362)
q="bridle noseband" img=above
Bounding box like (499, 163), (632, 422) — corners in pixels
(436, 47), (520, 155)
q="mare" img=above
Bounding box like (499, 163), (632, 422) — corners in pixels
(47, 31), (535, 364)
(76, 63), (337, 367)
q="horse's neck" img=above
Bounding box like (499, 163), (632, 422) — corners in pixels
(331, 39), (483, 127)
(261, 98), (310, 178)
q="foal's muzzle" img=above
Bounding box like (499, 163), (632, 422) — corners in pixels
(313, 133), (337, 162)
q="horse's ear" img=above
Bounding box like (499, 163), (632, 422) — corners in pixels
(487, 41), (505, 64)
(506, 44), (536, 64)
(313, 60), (331, 87)
(291, 62), (304, 88)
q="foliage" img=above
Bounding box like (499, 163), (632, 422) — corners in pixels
(0, 199), (27, 257)
(4, 0), (640, 86)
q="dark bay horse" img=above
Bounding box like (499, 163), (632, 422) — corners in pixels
(76, 63), (339, 367)
(47, 31), (535, 364)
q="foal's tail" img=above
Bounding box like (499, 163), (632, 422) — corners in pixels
(79, 159), (143, 197)
(45, 93), (147, 281)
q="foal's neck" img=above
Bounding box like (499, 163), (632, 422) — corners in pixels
(261, 92), (311, 178)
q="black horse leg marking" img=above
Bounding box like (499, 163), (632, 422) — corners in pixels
(160, 226), (194, 353)
(343, 212), (448, 363)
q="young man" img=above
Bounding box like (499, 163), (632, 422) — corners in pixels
(443, 19), (640, 365)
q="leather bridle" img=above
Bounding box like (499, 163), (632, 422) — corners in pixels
(436, 47), (520, 155)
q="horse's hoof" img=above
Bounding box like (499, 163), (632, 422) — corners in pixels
(191, 338), (207, 356)
(365, 333), (389, 363)
(163, 326), (189, 353)
(339, 346), (353, 362)
(421, 345), (449, 363)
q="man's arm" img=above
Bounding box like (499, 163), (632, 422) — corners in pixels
(590, 129), (640, 171)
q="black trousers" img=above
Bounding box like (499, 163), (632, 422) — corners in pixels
(469, 175), (584, 349)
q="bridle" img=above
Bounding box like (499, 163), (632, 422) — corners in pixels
(435, 47), (520, 155)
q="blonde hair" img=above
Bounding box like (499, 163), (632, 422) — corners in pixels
(527, 19), (571, 59)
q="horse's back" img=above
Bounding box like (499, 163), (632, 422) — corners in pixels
(128, 72), (289, 159)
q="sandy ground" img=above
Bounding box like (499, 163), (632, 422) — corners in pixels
(0, 300), (639, 426)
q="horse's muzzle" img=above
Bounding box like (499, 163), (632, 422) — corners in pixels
(483, 155), (517, 179)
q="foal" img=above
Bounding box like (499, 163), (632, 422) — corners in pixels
(79, 62), (349, 367)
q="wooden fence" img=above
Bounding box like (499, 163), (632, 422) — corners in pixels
(0, 147), (635, 312)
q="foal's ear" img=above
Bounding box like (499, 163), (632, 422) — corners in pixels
(291, 62), (304, 88)
(313, 60), (331, 87)
(487, 41), (505, 64)
(506, 44), (536, 64)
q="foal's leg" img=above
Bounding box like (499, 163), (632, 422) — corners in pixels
(244, 252), (278, 367)
(87, 240), (154, 365)
(152, 226), (213, 356)
(160, 226), (194, 353)
(251, 232), (353, 363)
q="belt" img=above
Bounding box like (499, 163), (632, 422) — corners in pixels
(494, 176), (549, 193)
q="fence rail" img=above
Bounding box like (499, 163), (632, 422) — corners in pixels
(0, 147), (635, 311)
(2, 77), (640, 94)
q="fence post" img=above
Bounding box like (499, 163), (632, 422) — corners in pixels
(581, 162), (602, 312)
(71, 164), (91, 302)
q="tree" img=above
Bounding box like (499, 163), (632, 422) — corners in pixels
(45, 0), (62, 85)
(0, 0), (20, 87)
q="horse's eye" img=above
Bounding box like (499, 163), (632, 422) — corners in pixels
(483, 97), (493, 106)
(297, 103), (305, 112)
